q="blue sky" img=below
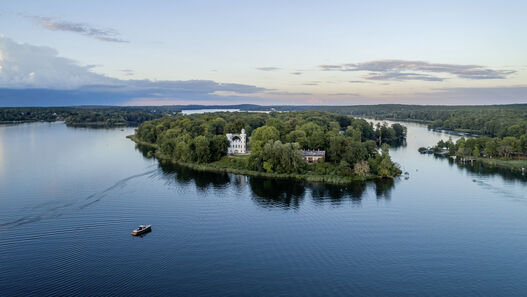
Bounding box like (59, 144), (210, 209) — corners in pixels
(0, 0), (526, 106)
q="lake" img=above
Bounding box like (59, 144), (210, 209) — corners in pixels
(1, 121), (527, 296)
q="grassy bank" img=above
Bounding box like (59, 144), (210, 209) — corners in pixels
(128, 136), (387, 185)
(127, 135), (159, 149)
(476, 157), (527, 172)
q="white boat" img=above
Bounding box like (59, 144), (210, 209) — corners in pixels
(131, 224), (151, 236)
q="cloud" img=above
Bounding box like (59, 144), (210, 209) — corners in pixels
(290, 72), (302, 75)
(31, 16), (128, 43)
(0, 36), (116, 89)
(0, 36), (268, 105)
(364, 72), (443, 81)
(256, 67), (281, 71)
(320, 59), (516, 81)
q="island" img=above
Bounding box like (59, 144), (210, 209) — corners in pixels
(129, 111), (406, 184)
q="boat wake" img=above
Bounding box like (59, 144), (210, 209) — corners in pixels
(472, 178), (527, 203)
(0, 168), (158, 232)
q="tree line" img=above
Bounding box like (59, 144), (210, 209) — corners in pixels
(0, 106), (168, 127)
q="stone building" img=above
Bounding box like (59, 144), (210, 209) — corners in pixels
(226, 129), (246, 154)
(302, 150), (325, 163)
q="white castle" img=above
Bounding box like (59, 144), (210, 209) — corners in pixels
(226, 129), (246, 154)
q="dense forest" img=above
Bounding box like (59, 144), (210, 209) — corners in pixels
(134, 111), (406, 180)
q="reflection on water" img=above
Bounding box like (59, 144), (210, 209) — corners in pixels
(444, 156), (527, 181)
(249, 177), (306, 209)
(143, 143), (397, 210)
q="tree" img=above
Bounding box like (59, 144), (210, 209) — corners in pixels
(287, 130), (307, 147)
(249, 140), (305, 174)
(342, 141), (368, 165)
(250, 126), (280, 152)
(338, 160), (353, 176)
(497, 145), (513, 158)
(392, 123), (406, 141)
(472, 147), (480, 157)
(192, 136), (211, 163)
(484, 139), (498, 157)
(210, 135), (230, 161)
(335, 115), (352, 128)
(265, 118), (287, 137)
(354, 161), (370, 177)
(299, 122), (325, 149)
(174, 136), (192, 161)
(352, 119), (374, 140)
(502, 136), (520, 152)
(345, 126), (361, 142)
(210, 117), (226, 135)
(327, 135), (349, 163)
(521, 134), (527, 153)
(225, 119), (246, 133)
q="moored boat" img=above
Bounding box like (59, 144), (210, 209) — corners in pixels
(131, 224), (151, 236)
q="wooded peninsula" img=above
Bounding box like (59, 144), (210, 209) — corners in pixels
(130, 111), (406, 184)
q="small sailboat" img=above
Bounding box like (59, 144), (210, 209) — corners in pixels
(131, 224), (151, 236)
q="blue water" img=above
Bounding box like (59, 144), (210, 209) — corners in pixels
(1, 121), (526, 296)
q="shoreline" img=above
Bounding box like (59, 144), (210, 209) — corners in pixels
(462, 156), (527, 172)
(127, 135), (394, 185)
(431, 152), (527, 172)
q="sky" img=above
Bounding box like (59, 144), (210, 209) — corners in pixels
(0, 0), (526, 106)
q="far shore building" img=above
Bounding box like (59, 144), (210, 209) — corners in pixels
(302, 150), (325, 163)
(226, 129), (247, 154)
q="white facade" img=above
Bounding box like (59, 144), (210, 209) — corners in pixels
(226, 129), (246, 154)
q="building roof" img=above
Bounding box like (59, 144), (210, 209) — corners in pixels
(302, 150), (325, 156)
